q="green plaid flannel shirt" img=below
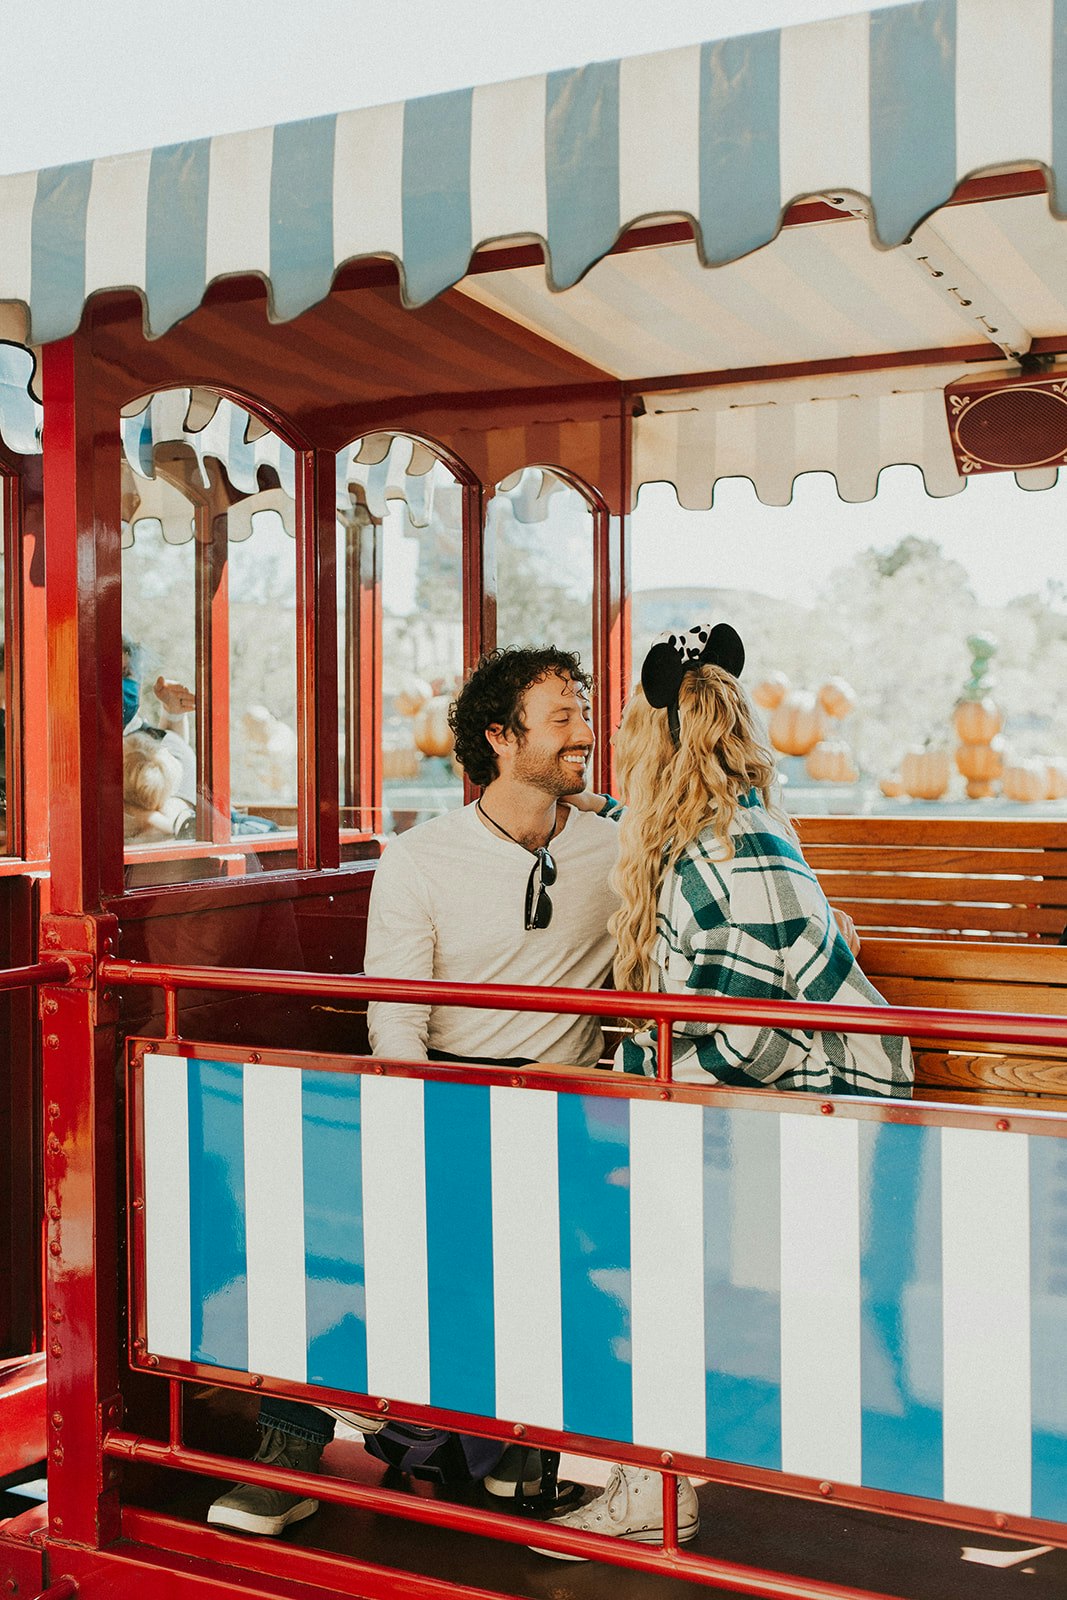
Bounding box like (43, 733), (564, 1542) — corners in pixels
(617, 796), (913, 1096)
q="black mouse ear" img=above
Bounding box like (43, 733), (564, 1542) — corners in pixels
(641, 640), (685, 709)
(701, 623), (745, 679)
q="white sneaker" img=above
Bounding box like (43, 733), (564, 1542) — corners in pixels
(531, 1463), (699, 1560)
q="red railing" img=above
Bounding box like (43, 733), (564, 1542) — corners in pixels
(100, 955), (1067, 1600)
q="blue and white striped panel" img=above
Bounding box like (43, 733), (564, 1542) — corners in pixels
(5, 0), (1067, 342)
(142, 1053), (1067, 1521)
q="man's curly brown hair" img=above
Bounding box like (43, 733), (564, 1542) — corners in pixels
(449, 647), (592, 787)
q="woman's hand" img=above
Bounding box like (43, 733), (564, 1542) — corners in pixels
(154, 676), (196, 715)
(559, 788), (606, 813)
(831, 907), (861, 956)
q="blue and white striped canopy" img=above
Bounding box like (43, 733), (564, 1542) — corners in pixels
(0, 0), (1064, 348)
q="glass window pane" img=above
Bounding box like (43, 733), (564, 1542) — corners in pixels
(490, 468), (594, 668)
(121, 391), (300, 882)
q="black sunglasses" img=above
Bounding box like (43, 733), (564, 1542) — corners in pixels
(524, 846), (557, 930)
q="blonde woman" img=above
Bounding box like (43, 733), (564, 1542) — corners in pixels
(123, 734), (195, 844)
(609, 624), (913, 1094)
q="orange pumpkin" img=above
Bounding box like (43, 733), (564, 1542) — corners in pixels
(879, 774), (905, 799)
(953, 696), (1003, 743)
(768, 690), (826, 757)
(817, 677), (857, 720)
(805, 741), (858, 783)
(1001, 759), (1048, 804)
(900, 746), (950, 801)
(955, 737), (1004, 782)
(413, 695), (455, 758)
(394, 675), (433, 717)
(381, 744), (420, 781)
(753, 671), (790, 710)
(1046, 759), (1067, 800)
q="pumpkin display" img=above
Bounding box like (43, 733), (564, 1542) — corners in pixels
(1001, 759), (1049, 804)
(768, 690), (826, 757)
(381, 744), (420, 781)
(953, 696), (1003, 744)
(1046, 759), (1067, 800)
(817, 676), (857, 720)
(805, 740), (859, 783)
(753, 671), (790, 710)
(413, 695), (455, 758)
(879, 774), (905, 799)
(900, 746), (950, 801)
(394, 675), (433, 717)
(955, 736), (1004, 798)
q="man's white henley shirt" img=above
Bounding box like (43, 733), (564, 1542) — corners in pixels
(364, 801), (621, 1066)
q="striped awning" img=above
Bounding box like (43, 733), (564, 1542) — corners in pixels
(1, 0), (1066, 349)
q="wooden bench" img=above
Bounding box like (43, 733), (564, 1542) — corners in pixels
(795, 816), (1067, 1107)
(796, 815), (1067, 942)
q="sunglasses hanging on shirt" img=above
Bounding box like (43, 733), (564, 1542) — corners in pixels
(477, 800), (558, 930)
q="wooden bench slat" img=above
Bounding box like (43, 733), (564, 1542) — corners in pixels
(815, 873), (1067, 905)
(859, 938), (1067, 982)
(915, 1050), (1067, 1092)
(805, 845), (1067, 876)
(875, 975), (1067, 1016)
(796, 816), (1067, 848)
(912, 1085), (1067, 1110)
(829, 900), (1064, 936)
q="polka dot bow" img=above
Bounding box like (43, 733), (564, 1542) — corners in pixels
(640, 622), (745, 744)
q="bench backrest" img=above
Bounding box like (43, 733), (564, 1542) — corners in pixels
(796, 815), (1067, 942)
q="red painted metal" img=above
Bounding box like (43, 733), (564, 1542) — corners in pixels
(0, 1352), (46, 1476)
(28, 1579), (78, 1600)
(193, 498), (231, 844)
(295, 448), (341, 870)
(0, 960), (71, 991)
(102, 957), (1067, 1052)
(103, 1435), (907, 1600)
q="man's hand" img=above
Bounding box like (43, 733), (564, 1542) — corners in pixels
(832, 907), (861, 956)
(154, 676), (196, 715)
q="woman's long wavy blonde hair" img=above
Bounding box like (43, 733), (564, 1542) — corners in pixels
(610, 665), (791, 995)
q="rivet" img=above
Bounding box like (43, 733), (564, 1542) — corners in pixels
(376, 1398), (389, 1412)
(146, 1354), (159, 1368)
(51, 1516), (62, 1532)
(250, 1375), (263, 1388)
(819, 1481), (833, 1496)
(660, 1451), (674, 1466)
(144, 1041), (158, 1053)
(51, 1446), (64, 1464)
(44, 999), (58, 1015)
(47, 1101), (60, 1118)
(374, 1064), (384, 1075)
(50, 1340), (62, 1357)
(4, 1577), (16, 1592)
(820, 1103), (835, 1116)
(131, 1198), (144, 1211)
(51, 1413), (63, 1429)
(45, 1034), (59, 1049)
(513, 1423), (526, 1438)
(996, 1119), (1010, 1132)
(48, 1205), (60, 1221)
(994, 1512), (1007, 1529)
(46, 1135), (60, 1154)
(510, 1075), (525, 1088)
(50, 1309), (63, 1324)
(44, 929), (60, 947)
(48, 1241), (61, 1257)
(658, 1088), (672, 1100)
(248, 1052), (261, 1064)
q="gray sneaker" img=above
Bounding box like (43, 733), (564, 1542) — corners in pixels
(207, 1425), (324, 1536)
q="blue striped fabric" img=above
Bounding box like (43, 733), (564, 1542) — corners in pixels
(13, 4), (1067, 341)
(545, 62), (620, 290)
(869, 0), (957, 246)
(30, 161), (93, 347)
(401, 89), (473, 305)
(698, 31), (781, 266)
(270, 115), (337, 322)
(145, 140), (211, 337)
(142, 1055), (1067, 1521)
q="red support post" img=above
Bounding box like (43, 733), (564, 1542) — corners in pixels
(194, 499), (231, 843)
(295, 448), (340, 869)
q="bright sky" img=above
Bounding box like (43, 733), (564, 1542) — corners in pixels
(4, 0), (909, 174)
(633, 470), (1067, 609)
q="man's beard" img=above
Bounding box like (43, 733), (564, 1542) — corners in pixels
(512, 743), (588, 797)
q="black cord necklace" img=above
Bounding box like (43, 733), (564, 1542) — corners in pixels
(476, 797), (555, 853)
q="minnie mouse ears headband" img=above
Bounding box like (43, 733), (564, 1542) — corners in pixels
(640, 622), (746, 745)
